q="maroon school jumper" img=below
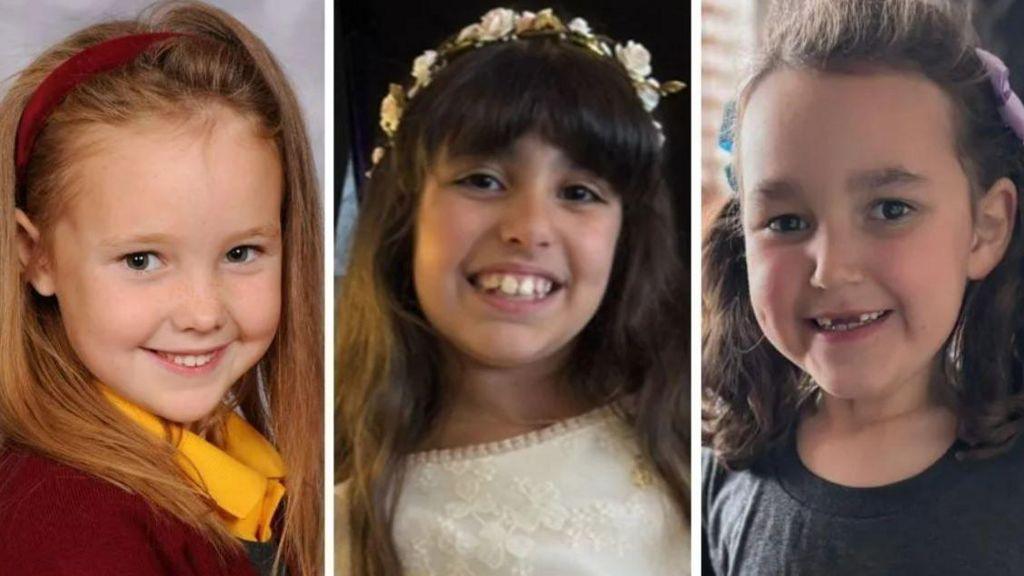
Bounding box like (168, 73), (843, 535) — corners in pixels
(0, 447), (257, 575)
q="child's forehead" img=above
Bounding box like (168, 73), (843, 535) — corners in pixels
(737, 68), (962, 194)
(47, 107), (282, 226)
(72, 103), (266, 144)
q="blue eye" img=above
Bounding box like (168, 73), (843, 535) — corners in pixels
(558, 185), (604, 203)
(766, 214), (809, 233)
(870, 199), (914, 221)
(123, 252), (162, 272)
(226, 245), (259, 264)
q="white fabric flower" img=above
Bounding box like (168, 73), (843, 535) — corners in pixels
(479, 8), (516, 41)
(514, 10), (536, 34)
(653, 120), (665, 146)
(637, 79), (660, 112)
(457, 22), (483, 43)
(379, 92), (401, 136)
(411, 49), (437, 87)
(568, 17), (591, 35)
(371, 146), (385, 165)
(534, 8), (558, 28)
(615, 40), (652, 80)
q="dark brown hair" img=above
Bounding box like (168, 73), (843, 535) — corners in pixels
(703, 0), (1024, 470)
(338, 37), (688, 575)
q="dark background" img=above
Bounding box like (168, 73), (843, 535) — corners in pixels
(337, 0), (691, 259)
(974, 1), (1024, 93)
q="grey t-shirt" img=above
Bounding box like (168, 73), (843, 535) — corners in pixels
(703, 429), (1024, 575)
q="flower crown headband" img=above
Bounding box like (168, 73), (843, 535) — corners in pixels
(370, 7), (685, 170)
(717, 48), (1024, 195)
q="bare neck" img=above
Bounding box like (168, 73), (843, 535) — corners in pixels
(796, 363), (957, 487)
(421, 348), (592, 450)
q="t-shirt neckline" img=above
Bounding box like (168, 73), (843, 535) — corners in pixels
(772, 426), (964, 518)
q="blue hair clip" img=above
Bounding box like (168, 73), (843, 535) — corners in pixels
(718, 100), (738, 194)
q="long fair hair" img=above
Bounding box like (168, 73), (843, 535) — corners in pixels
(0, 2), (322, 573)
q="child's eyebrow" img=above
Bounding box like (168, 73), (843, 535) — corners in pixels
(228, 224), (282, 241)
(98, 225), (280, 248)
(848, 167), (927, 191)
(747, 178), (801, 201)
(98, 232), (176, 248)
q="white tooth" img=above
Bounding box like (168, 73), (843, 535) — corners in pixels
(536, 278), (550, 296)
(859, 313), (871, 322)
(518, 277), (535, 296)
(818, 317), (833, 328)
(481, 274), (501, 290)
(500, 275), (519, 295)
(184, 355), (197, 367)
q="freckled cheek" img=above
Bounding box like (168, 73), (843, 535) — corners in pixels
(61, 274), (164, 346)
(223, 270), (282, 341)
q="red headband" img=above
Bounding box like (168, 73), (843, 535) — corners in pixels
(15, 32), (183, 187)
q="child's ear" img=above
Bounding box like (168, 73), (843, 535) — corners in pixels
(14, 209), (56, 297)
(967, 177), (1018, 280)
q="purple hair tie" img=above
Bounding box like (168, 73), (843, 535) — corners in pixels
(976, 48), (1024, 143)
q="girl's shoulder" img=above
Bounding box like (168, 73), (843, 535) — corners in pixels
(0, 445), (255, 576)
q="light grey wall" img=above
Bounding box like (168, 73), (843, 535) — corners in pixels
(0, 0), (324, 188)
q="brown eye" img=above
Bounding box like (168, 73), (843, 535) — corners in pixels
(558, 185), (602, 203)
(123, 252), (160, 272)
(457, 173), (504, 191)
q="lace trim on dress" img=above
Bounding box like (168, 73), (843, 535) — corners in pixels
(408, 404), (620, 465)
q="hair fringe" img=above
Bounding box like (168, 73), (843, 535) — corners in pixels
(338, 38), (689, 575)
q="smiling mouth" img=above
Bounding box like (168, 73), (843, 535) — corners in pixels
(146, 346), (227, 369)
(469, 272), (563, 300)
(811, 310), (891, 332)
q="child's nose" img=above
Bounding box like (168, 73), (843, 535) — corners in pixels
(808, 227), (865, 289)
(499, 190), (553, 249)
(171, 271), (227, 333)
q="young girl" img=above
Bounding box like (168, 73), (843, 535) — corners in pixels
(703, 1), (1024, 574)
(0, 3), (322, 575)
(337, 8), (688, 576)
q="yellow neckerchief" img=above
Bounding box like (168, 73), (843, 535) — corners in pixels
(102, 388), (286, 543)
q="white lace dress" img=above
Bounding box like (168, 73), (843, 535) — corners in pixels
(336, 406), (690, 575)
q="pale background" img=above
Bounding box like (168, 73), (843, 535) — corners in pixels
(0, 0), (325, 189)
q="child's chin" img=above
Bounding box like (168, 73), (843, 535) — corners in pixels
(151, 389), (231, 425)
(461, 342), (565, 371)
(812, 375), (891, 403)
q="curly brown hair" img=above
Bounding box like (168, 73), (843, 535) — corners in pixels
(703, 0), (1024, 470)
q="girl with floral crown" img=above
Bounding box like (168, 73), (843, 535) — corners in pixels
(337, 7), (689, 576)
(0, 2), (323, 574)
(703, 1), (1024, 574)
